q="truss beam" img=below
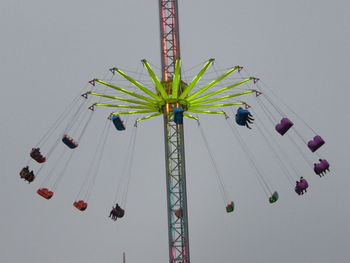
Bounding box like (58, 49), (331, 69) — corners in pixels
(163, 103), (190, 263)
(159, 0), (181, 81)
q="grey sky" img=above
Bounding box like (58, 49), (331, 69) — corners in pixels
(0, 0), (349, 262)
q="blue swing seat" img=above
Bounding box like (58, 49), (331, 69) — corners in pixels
(112, 115), (126, 131)
(174, 108), (184, 125)
(235, 108), (251, 126)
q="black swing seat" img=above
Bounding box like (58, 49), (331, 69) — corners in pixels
(62, 134), (78, 149)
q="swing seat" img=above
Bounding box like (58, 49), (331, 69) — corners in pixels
(112, 115), (126, 131)
(25, 173), (35, 183)
(235, 116), (246, 126)
(73, 200), (88, 211)
(62, 135), (78, 149)
(110, 206), (125, 219)
(173, 108), (184, 125)
(307, 136), (325, 152)
(115, 208), (125, 218)
(269, 191), (279, 204)
(19, 168), (35, 183)
(175, 209), (182, 218)
(226, 201), (235, 213)
(299, 179), (308, 189)
(295, 179), (308, 195)
(275, 118), (293, 135)
(235, 108), (251, 126)
(314, 159), (330, 175)
(237, 107), (250, 117)
(37, 188), (54, 199)
(30, 148), (46, 163)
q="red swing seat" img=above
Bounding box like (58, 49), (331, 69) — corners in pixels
(73, 200), (88, 211)
(37, 188), (54, 199)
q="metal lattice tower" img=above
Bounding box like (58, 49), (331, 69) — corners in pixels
(159, 1), (190, 263)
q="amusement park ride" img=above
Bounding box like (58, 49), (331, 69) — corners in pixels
(19, 1), (330, 263)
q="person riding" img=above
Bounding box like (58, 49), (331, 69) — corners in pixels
(31, 148), (41, 157)
(28, 170), (34, 179)
(300, 177), (306, 194)
(20, 166), (30, 178)
(109, 206), (117, 220)
(295, 181), (302, 195)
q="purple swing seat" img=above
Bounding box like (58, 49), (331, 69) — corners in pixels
(314, 159), (330, 175)
(307, 135), (325, 152)
(295, 178), (309, 195)
(299, 179), (309, 189)
(275, 118), (293, 136)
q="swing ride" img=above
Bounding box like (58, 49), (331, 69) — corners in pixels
(18, 1), (331, 263)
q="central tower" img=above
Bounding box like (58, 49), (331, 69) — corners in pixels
(159, 1), (190, 263)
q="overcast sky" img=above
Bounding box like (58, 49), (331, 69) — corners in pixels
(0, 0), (349, 263)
